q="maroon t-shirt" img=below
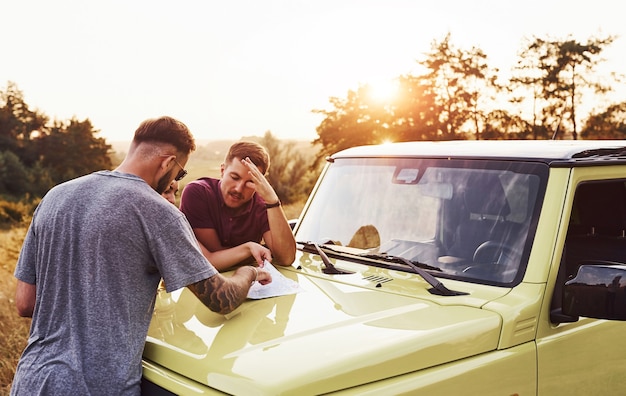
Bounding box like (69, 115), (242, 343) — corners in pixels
(179, 177), (270, 247)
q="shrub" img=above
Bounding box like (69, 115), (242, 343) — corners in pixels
(0, 199), (37, 227)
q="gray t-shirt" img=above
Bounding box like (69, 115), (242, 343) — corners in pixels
(11, 171), (217, 395)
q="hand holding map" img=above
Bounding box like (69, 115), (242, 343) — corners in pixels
(247, 260), (304, 299)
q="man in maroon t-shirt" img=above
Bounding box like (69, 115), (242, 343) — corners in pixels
(180, 141), (296, 271)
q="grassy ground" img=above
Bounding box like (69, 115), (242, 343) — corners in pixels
(0, 225), (30, 396)
(0, 202), (304, 395)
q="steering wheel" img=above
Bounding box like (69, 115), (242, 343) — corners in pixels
(473, 241), (518, 265)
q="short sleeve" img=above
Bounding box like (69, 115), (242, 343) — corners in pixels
(14, 223), (38, 284)
(180, 180), (215, 229)
(153, 215), (218, 292)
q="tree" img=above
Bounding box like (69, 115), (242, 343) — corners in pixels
(0, 82), (114, 199)
(260, 131), (318, 205)
(313, 33), (501, 162)
(313, 84), (393, 163)
(415, 33), (498, 140)
(481, 110), (533, 140)
(34, 118), (112, 184)
(389, 74), (439, 141)
(0, 81), (48, 164)
(0, 151), (32, 197)
(512, 35), (616, 140)
(580, 102), (626, 139)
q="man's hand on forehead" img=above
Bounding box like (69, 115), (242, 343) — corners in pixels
(241, 157), (278, 203)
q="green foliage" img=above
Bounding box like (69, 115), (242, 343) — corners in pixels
(0, 82), (48, 164)
(259, 131), (320, 205)
(0, 82), (112, 201)
(0, 151), (55, 199)
(0, 151), (32, 197)
(0, 82), (315, 208)
(35, 118), (112, 182)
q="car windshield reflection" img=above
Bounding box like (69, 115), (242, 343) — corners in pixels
(294, 157), (548, 286)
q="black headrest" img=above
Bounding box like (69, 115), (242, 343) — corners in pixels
(464, 175), (510, 217)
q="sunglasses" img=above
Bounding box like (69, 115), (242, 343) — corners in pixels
(172, 158), (188, 181)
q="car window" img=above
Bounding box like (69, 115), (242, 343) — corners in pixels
(551, 179), (626, 320)
(295, 157), (547, 286)
(563, 180), (626, 278)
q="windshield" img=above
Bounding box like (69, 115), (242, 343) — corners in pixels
(295, 157), (548, 286)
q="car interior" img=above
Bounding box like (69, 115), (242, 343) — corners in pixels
(551, 180), (626, 322)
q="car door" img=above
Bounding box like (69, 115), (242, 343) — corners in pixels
(536, 167), (626, 395)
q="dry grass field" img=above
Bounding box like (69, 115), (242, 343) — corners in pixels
(0, 225), (31, 395)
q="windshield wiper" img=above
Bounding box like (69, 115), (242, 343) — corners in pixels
(359, 253), (442, 272)
(361, 253), (467, 296)
(298, 242), (467, 296)
(298, 241), (355, 275)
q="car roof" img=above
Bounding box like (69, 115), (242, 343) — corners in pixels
(331, 140), (626, 165)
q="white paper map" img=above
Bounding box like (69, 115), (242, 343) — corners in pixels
(247, 260), (305, 299)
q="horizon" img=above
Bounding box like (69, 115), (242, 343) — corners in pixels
(107, 136), (317, 156)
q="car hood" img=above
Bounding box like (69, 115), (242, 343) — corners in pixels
(144, 257), (503, 395)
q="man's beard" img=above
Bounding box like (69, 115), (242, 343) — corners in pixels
(155, 170), (175, 194)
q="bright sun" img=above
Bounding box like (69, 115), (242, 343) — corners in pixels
(367, 79), (399, 102)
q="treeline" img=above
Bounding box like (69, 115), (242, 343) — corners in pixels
(4, 33), (626, 221)
(313, 33), (626, 162)
(0, 82), (112, 223)
(0, 82), (112, 198)
(0, 82), (318, 224)
(256, 132), (320, 206)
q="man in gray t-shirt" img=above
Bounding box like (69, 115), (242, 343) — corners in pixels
(11, 116), (270, 396)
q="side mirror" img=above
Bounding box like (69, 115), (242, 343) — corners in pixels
(563, 262), (626, 320)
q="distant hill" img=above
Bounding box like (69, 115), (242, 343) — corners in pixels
(109, 138), (316, 159)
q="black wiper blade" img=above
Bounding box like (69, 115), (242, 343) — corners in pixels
(359, 253), (442, 272)
(298, 241), (355, 275)
(362, 253), (467, 296)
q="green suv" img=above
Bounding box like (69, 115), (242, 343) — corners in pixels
(142, 140), (626, 395)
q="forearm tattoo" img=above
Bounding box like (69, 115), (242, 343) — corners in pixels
(188, 274), (249, 315)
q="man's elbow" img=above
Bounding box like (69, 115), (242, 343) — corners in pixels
(187, 278), (240, 315)
(15, 280), (36, 317)
(16, 302), (34, 318)
(276, 250), (296, 266)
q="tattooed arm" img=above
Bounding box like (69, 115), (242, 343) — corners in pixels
(187, 266), (271, 315)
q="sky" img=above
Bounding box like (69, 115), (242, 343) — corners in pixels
(2, 0), (625, 144)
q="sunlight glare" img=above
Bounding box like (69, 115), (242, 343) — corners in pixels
(367, 79), (399, 103)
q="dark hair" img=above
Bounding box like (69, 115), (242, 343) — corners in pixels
(225, 141), (270, 174)
(133, 116), (196, 154)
